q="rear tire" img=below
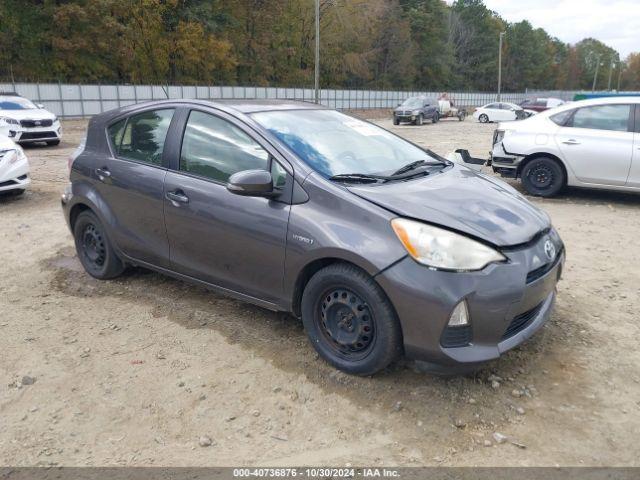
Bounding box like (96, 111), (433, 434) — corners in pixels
(521, 157), (565, 197)
(73, 210), (125, 279)
(46, 140), (60, 146)
(479, 114), (489, 123)
(301, 263), (403, 376)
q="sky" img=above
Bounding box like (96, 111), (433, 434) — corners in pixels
(469, 0), (640, 58)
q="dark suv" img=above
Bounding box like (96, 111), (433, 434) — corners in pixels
(393, 96), (440, 125)
(62, 100), (564, 375)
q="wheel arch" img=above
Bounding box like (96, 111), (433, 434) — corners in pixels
(290, 256), (396, 319)
(69, 203), (92, 231)
(517, 152), (568, 185)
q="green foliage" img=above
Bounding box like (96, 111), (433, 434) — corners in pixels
(0, 0), (635, 91)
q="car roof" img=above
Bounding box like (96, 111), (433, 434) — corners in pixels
(103, 98), (327, 118)
(538, 96), (640, 116)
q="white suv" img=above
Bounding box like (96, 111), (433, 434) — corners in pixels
(490, 97), (640, 197)
(0, 92), (62, 146)
(0, 134), (30, 195)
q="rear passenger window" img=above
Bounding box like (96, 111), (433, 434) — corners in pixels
(117, 109), (174, 165)
(180, 111), (269, 183)
(570, 104), (631, 132)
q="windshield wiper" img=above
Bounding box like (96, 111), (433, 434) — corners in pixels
(391, 157), (447, 176)
(329, 173), (389, 183)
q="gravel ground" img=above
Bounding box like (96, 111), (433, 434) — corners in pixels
(1, 114), (640, 467)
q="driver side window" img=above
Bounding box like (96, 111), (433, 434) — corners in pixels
(180, 111), (270, 183)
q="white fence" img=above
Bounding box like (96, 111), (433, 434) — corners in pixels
(0, 82), (585, 118)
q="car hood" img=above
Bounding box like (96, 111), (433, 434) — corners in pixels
(0, 109), (56, 120)
(347, 164), (550, 247)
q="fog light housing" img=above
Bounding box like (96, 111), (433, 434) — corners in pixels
(448, 300), (470, 327)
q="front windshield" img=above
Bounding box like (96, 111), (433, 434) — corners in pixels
(251, 109), (438, 178)
(0, 97), (37, 110)
(400, 97), (427, 109)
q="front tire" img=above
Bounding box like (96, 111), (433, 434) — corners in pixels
(479, 113), (489, 123)
(415, 114), (423, 126)
(432, 112), (440, 123)
(301, 263), (403, 376)
(393, 117), (400, 126)
(521, 157), (565, 197)
(73, 210), (125, 279)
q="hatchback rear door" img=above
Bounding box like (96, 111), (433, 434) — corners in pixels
(555, 103), (634, 186)
(162, 107), (291, 307)
(99, 107), (177, 268)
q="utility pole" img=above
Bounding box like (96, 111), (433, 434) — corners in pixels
(617, 62), (624, 91)
(497, 32), (505, 102)
(592, 54), (602, 92)
(314, 0), (320, 104)
(607, 59), (615, 91)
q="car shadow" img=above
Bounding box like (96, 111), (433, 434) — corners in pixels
(44, 247), (594, 444)
(503, 178), (640, 207)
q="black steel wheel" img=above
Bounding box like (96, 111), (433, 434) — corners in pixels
(301, 263), (402, 375)
(521, 157), (565, 197)
(317, 287), (375, 360)
(73, 210), (125, 279)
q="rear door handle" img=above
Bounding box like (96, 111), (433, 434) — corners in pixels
(95, 167), (111, 181)
(562, 139), (580, 145)
(166, 190), (189, 205)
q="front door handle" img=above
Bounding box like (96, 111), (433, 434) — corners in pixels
(166, 190), (189, 205)
(95, 167), (111, 181)
(562, 139), (580, 145)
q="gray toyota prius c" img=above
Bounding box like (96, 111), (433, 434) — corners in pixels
(61, 100), (564, 375)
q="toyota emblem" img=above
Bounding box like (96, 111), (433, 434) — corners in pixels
(544, 240), (556, 261)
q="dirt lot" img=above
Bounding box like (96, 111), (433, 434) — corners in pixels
(1, 114), (640, 467)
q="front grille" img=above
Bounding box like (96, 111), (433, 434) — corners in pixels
(502, 302), (544, 340)
(440, 325), (472, 348)
(0, 179), (18, 187)
(20, 119), (53, 128)
(526, 247), (563, 284)
(19, 131), (56, 140)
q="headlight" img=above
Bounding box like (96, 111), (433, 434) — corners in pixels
(0, 148), (26, 165)
(0, 116), (19, 125)
(391, 218), (506, 271)
(52, 115), (58, 123)
(412, 110), (420, 115)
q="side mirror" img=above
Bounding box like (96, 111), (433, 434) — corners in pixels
(227, 169), (275, 197)
(36, 103), (44, 109)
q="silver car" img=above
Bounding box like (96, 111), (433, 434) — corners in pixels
(490, 97), (640, 197)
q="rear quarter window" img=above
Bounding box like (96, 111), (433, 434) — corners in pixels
(550, 110), (573, 126)
(107, 118), (127, 153)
